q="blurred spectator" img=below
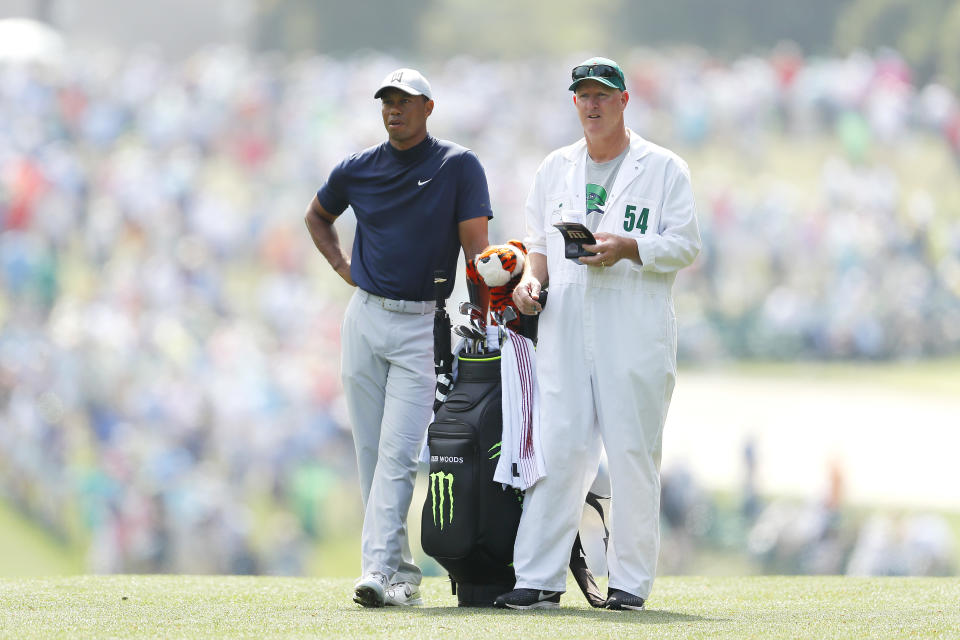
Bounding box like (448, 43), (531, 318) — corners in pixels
(846, 513), (957, 576)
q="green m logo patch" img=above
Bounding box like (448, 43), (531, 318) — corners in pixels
(429, 471), (455, 530)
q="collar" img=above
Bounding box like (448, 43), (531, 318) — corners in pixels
(384, 134), (435, 163)
(560, 129), (651, 164)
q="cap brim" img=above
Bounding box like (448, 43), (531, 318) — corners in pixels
(569, 77), (624, 92)
(374, 83), (427, 99)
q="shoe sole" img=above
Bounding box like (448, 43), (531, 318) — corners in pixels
(353, 585), (385, 608)
(607, 604), (645, 611)
(504, 601), (560, 610)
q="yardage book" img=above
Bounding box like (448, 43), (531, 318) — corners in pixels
(553, 222), (597, 263)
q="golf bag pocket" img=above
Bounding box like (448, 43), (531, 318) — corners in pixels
(422, 421), (478, 559)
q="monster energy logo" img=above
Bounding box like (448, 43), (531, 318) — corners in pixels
(429, 471), (455, 530)
(488, 442), (502, 460)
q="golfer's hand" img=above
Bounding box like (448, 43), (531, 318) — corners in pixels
(512, 277), (542, 315)
(335, 261), (355, 286)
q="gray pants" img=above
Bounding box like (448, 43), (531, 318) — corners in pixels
(341, 289), (436, 585)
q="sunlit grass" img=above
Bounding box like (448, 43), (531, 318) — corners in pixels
(0, 575), (957, 639)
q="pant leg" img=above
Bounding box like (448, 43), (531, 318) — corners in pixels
(340, 290), (389, 520)
(512, 284), (603, 591)
(363, 307), (435, 584)
(590, 287), (677, 599)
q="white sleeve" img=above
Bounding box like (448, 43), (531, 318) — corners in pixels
(522, 159), (549, 257)
(634, 160), (701, 273)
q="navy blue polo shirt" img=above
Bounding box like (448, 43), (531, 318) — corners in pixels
(317, 135), (492, 301)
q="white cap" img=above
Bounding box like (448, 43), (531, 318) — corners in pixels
(374, 68), (433, 100)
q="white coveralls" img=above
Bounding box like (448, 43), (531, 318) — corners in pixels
(512, 131), (701, 599)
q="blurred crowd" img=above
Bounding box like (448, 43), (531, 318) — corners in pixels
(658, 450), (956, 577)
(1, 44), (958, 574)
(659, 47), (960, 360)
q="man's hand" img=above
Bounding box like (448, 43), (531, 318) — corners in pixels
(580, 232), (641, 268)
(512, 276), (543, 315)
(334, 261), (355, 286)
(305, 195), (356, 286)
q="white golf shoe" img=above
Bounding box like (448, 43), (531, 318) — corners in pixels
(384, 582), (423, 607)
(353, 571), (389, 607)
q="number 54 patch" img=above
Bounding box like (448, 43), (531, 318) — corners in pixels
(623, 205), (649, 234)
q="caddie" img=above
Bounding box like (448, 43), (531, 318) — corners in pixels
(495, 57), (701, 610)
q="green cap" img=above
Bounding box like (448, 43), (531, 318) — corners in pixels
(568, 57), (626, 92)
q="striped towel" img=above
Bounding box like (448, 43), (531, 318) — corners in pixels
(493, 328), (546, 490)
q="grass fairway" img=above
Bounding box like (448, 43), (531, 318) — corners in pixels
(1, 576), (957, 639)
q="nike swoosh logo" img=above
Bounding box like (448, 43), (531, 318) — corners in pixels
(539, 591), (560, 599)
(418, 178), (432, 186)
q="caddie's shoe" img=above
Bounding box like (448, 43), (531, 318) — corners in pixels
(384, 582), (423, 607)
(493, 588), (561, 610)
(353, 571), (389, 608)
(605, 588), (645, 611)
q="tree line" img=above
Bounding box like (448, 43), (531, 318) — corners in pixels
(254, 0), (960, 90)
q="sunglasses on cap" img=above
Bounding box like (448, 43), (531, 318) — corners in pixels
(571, 64), (622, 83)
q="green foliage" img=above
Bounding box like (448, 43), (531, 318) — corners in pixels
(253, 0), (434, 55)
(1, 575), (957, 639)
(419, 0), (623, 59)
(252, 0), (960, 90)
(835, 0), (960, 85)
(937, 2), (960, 88)
(616, 0), (846, 55)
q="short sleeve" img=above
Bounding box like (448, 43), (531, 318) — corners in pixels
(316, 161), (350, 217)
(455, 151), (493, 222)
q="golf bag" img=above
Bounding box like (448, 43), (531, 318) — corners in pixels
(421, 348), (522, 606)
(422, 277), (609, 607)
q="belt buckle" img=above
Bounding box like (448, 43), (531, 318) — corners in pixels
(381, 298), (404, 312)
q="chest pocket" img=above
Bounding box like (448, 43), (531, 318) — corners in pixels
(542, 192), (586, 279)
(613, 196), (659, 238)
(545, 192), (584, 228)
